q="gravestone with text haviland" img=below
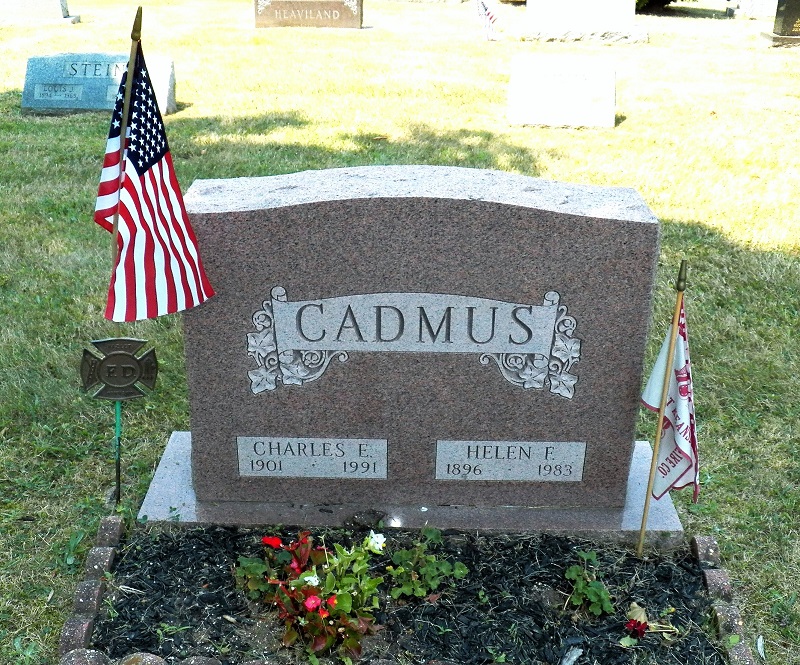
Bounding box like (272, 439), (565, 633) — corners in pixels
(139, 165), (683, 545)
(21, 53), (176, 115)
(255, 0), (363, 28)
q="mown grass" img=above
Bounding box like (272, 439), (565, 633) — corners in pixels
(0, 0), (798, 662)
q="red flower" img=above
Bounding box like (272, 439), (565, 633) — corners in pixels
(625, 619), (648, 639)
(327, 595), (337, 608)
(290, 559), (301, 572)
(262, 536), (283, 548)
(304, 595), (322, 611)
(319, 608), (330, 619)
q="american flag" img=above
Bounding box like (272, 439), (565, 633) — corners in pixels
(476, 0), (498, 40)
(95, 43), (214, 322)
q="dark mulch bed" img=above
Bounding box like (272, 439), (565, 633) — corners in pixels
(91, 525), (727, 665)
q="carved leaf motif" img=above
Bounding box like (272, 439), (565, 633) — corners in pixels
(247, 329), (276, 363)
(248, 367), (279, 394)
(519, 360), (548, 389)
(552, 336), (581, 365)
(549, 371), (578, 399)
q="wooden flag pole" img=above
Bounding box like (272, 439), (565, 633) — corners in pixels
(110, 6), (142, 268)
(636, 260), (687, 557)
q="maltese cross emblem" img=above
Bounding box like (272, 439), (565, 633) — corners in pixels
(80, 338), (158, 400)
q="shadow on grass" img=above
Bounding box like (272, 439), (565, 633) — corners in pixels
(161, 112), (544, 179)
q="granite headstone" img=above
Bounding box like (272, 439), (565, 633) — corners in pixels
(139, 166), (682, 545)
(508, 54), (616, 128)
(255, 0), (363, 28)
(21, 53), (176, 115)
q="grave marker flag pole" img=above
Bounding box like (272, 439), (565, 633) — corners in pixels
(110, 6), (142, 269)
(111, 8), (141, 506)
(636, 260), (697, 556)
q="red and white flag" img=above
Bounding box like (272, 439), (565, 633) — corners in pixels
(95, 43), (214, 322)
(641, 300), (699, 501)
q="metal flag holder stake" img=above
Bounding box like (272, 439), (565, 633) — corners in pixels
(80, 338), (158, 504)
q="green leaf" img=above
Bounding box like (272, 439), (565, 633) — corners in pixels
(619, 636), (639, 648)
(453, 562), (469, 579)
(421, 526), (443, 544)
(336, 592), (352, 614)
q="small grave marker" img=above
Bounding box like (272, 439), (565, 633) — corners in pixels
(81, 338), (158, 503)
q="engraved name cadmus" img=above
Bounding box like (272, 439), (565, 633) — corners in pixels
(246, 288), (581, 397)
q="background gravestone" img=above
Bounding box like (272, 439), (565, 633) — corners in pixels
(763, 0), (800, 45)
(774, 0), (800, 33)
(139, 165), (682, 545)
(508, 54), (616, 128)
(21, 53), (176, 115)
(255, 0), (363, 28)
(523, 0), (647, 42)
(0, 0), (79, 25)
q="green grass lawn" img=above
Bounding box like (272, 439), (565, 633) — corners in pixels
(1, 0), (799, 662)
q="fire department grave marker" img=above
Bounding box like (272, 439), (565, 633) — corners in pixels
(139, 165), (682, 544)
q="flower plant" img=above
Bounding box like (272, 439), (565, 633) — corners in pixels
(564, 550), (613, 617)
(385, 526), (468, 599)
(619, 602), (680, 647)
(235, 530), (385, 664)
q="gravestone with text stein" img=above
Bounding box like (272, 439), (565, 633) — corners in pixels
(22, 52), (176, 115)
(139, 166), (682, 544)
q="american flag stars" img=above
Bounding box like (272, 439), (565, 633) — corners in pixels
(126, 70), (168, 174)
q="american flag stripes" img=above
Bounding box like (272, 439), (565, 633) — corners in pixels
(95, 43), (214, 322)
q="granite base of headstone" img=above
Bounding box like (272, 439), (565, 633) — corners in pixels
(508, 54), (616, 128)
(21, 53), (176, 115)
(522, 0), (647, 43)
(255, 0), (363, 28)
(137, 165), (682, 548)
(141, 434), (683, 547)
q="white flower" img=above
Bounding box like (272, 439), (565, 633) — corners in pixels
(304, 573), (320, 587)
(365, 531), (386, 554)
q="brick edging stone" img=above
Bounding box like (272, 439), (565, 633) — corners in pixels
(58, 523), (756, 665)
(692, 535), (758, 665)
